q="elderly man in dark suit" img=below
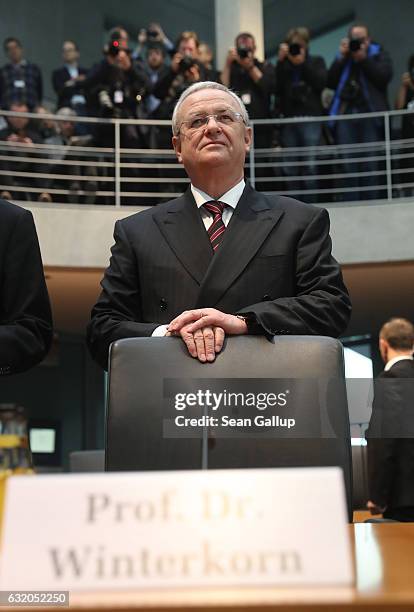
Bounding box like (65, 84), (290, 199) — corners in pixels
(0, 200), (53, 375)
(87, 81), (351, 369)
(366, 318), (414, 521)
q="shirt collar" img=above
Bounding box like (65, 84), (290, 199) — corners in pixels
(384, 354), (414, 372)
(11, 59), (27, 67)
(191, 179), (245, 210)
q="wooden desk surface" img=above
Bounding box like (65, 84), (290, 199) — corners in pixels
(64, 524), (414, 612)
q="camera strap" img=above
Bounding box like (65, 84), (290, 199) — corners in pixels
(329, 42), (381, 121)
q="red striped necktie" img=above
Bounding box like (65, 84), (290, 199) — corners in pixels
(204, 201), (226, 251)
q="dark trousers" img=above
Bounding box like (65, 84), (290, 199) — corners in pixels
(334, 113), (385, 201)
(281, 121), (322, 203)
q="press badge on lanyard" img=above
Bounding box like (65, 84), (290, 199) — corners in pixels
(14, 80), (25, 89)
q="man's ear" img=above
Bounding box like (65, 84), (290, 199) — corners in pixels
(379, 338), (388, 362)
(172, 135), (183, 163)
(244, 126), (252, 152)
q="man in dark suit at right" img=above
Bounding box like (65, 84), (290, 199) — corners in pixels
(366, 318), (414, 521)
(0, 199), (53, 376)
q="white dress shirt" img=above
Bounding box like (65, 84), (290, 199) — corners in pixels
(152, 179), (246, 336)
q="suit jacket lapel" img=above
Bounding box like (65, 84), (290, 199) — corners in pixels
(195, 184), (284, 308)
(153, 189), (213, 285)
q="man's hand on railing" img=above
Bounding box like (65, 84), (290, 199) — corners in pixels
(6, 133), (33, 145)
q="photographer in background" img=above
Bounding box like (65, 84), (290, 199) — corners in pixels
(83, 31), (149, 148)
(137, 43), (169, 148)
(276, 27), (327, 202)
(220, 32), (274, 148)
(198, 42), (220, 82)
(133, 23), (174, 64)
(328, 23), (392, 200)
(152, 31), (213, 149)
(52, 40), (88, 114)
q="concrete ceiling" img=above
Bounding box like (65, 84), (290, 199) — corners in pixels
(45, 260), (414, 340)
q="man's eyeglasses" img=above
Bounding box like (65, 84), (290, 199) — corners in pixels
(178, 110), (245, 134)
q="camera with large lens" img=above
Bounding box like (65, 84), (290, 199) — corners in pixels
(178, 54), (196, 73)
(107, 40), (121, 57)
(107, 38), (129, 57)
(147, 29), (158, 39)
(237, 45), (250, 59)
(349, 38), (363, 52)
(340, 78), (361, 102)
(289, 42), (301, 56)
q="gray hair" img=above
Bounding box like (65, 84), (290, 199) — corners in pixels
(171, 81), (250, 135)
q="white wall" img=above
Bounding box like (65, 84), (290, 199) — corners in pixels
(27, 199), (414, 268)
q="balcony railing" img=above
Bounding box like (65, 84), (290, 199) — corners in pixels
(1, 108), (413, 207)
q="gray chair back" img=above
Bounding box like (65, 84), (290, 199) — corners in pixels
(106, 336), (352, 519)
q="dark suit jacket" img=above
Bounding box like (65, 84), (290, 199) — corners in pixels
(0, 200), (53, 375)
(87, 185), (351, 369)
(52, 66), (88, 108)
(366, 358), (414, 513)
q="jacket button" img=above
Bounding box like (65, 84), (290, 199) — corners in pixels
(160, 298), (167, 311)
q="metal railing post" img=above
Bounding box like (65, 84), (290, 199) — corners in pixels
(115, 120), (121, 207)
(384, 113), (392, 201)
(249, 122), (256, 188)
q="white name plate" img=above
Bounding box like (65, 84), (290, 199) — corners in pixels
(0, 467), (353, 591)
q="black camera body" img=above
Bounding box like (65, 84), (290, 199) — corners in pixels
(237, 45), (250, 59)
(178, 55), (196, 73)
(147, 29), (158, 39)
(107, 39), (130, 57)
(289, 43), (301, 57)
(349, 38), (363, 53)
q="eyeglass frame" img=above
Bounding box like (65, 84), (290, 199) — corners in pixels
(177, 109), (247, 136)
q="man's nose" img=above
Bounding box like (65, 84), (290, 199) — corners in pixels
(204, 115), (221, 132)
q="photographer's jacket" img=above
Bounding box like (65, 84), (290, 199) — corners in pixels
(328, 43), (392, 114)
(229, 60), (274, 119)
(275, 55), (327, 117)
(152, 62), (215, 119)
(83, 59), (149, 118)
